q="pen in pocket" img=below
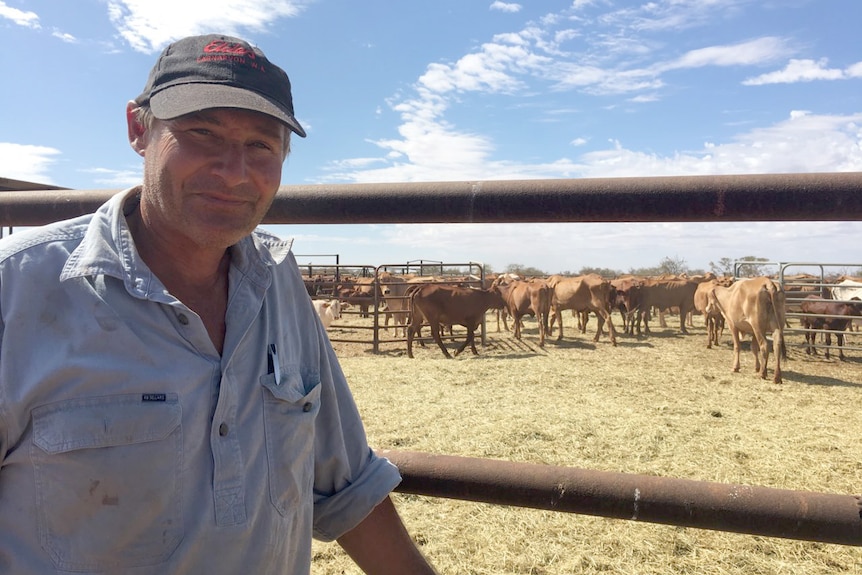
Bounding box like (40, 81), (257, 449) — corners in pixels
(268, 343), (281, 384)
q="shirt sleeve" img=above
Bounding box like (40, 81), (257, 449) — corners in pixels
(309, 326), (402, 542)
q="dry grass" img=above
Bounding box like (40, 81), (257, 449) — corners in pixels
(312, 313), (862, 574)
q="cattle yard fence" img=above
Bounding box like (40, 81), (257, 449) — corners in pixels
(730, 261), (862, 356)
(2, 172), (862, 546)
(297, 261), (487, 352)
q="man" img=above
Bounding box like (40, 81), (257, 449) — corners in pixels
(0, 34), (437, 574)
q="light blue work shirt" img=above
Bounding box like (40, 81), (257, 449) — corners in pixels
(0, 188), (400, 574)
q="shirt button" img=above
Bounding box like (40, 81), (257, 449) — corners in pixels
(302, 402), (313, 413)
(177, 313), (189, 325)
(218, 423), (229, 436)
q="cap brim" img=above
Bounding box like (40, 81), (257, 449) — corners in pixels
(149, 84), (306, 138)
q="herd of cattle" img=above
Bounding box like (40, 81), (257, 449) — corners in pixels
(304, 270), (862, 384)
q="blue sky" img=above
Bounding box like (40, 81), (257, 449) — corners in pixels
(2, 0), (861, 274)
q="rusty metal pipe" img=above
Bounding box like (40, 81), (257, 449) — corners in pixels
(1, 172), (861, 226)
(380, 450), (862, 546)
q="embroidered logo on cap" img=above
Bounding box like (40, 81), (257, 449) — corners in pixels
(199, 40), (266, 71)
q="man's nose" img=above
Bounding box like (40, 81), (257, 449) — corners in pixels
(212, 142), (250, 186)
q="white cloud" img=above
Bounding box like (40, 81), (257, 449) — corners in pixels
(490, 1), (522, 13)
(0, 1), (39, 28)
(0, 143), (60, 184)
(743, 58), (848, 85)
(664, 37), (790, 71)
(576, 111), (862, 177)
(105, 0), (308, 53)
(51, 31), (77, 43)
(606, 0), (751, 33)
(326, 110), (862, 185)
(81, 167), (142, 188)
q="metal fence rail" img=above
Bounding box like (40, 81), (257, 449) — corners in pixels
(3, 172), (862, 545)
(2, 171), (862, 225)
(380, 450), (862, 547)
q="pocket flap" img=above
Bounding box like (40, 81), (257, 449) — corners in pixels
(33, 394), (181, 454)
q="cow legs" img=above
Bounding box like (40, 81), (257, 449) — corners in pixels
(679, 307), (690, 335)
(454, 326), (478, 357)
(406, 321), (424, 358)
(602, 310), (617, 346)
(706, 316), (717, 349)
(752, 333), (768, 379)
(837, 332), (846, 360)
(406, 322), (416, 358)
(771, 328), (783, 384)
(803, 319), (817, 355)
(537, 311), (546, 347)
(428, 320), (453, 358)
(593, 312), (603, 341)
(729, 327), (743, 373)
(554, 308), (565, 341)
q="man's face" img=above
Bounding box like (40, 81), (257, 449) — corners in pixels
(137, 108), (288, 251)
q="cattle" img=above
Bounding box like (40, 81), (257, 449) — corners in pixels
(799, 295), (862, 360)
(490, 273), (522, 332)
(830, 279), (862, 332)
(380, 273), (439, 337)
(707, 276), (787, 384)
(406, 284), (505, 358)
(637, 277), (699, 335)
(493, 277), (552, 347)
(610, 276), (644, 335)
(335, 276), (383, 318)
(782, 273), (829, 315)
(830, 279), (862, 303)
(693, 276), (734, 348)
(311, 298), (342, 329)
(546, 274), (617, 346)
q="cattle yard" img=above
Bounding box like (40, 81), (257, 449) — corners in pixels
(302, 261), (862, 361)
(313, 310), (862, 574)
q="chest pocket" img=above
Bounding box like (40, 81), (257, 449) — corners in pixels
(30, 394), (183, 572)
(260, 367), (321, 516)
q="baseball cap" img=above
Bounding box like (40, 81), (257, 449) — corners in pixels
(135, 34), (306, 137)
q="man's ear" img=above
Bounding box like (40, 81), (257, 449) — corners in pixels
(126, 101), (148, 157)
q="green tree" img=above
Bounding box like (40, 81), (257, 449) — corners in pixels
(658, 255), (688, 276)
(504, 263), (547, 277)
(578, 266), (622, 278)
(629, 265), (662, 276)
(732, 256), (773, 278)
(709, 257), (735, 276)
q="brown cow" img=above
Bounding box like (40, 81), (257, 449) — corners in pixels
(493, 277), (552, 347)
(799, 295), (862, 360)
(379, 272), (436, 337)
(707, 276), (787, 384)
(546, 274), (617, 345)
(693, 276), (734, 348)
(335, 276), (384, 318)
(638, 277), (699, 335)
(406, 284), (505, 358)
(610, 276), (644, 335)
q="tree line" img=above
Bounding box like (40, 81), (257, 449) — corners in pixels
(492, 256), (862, 279)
